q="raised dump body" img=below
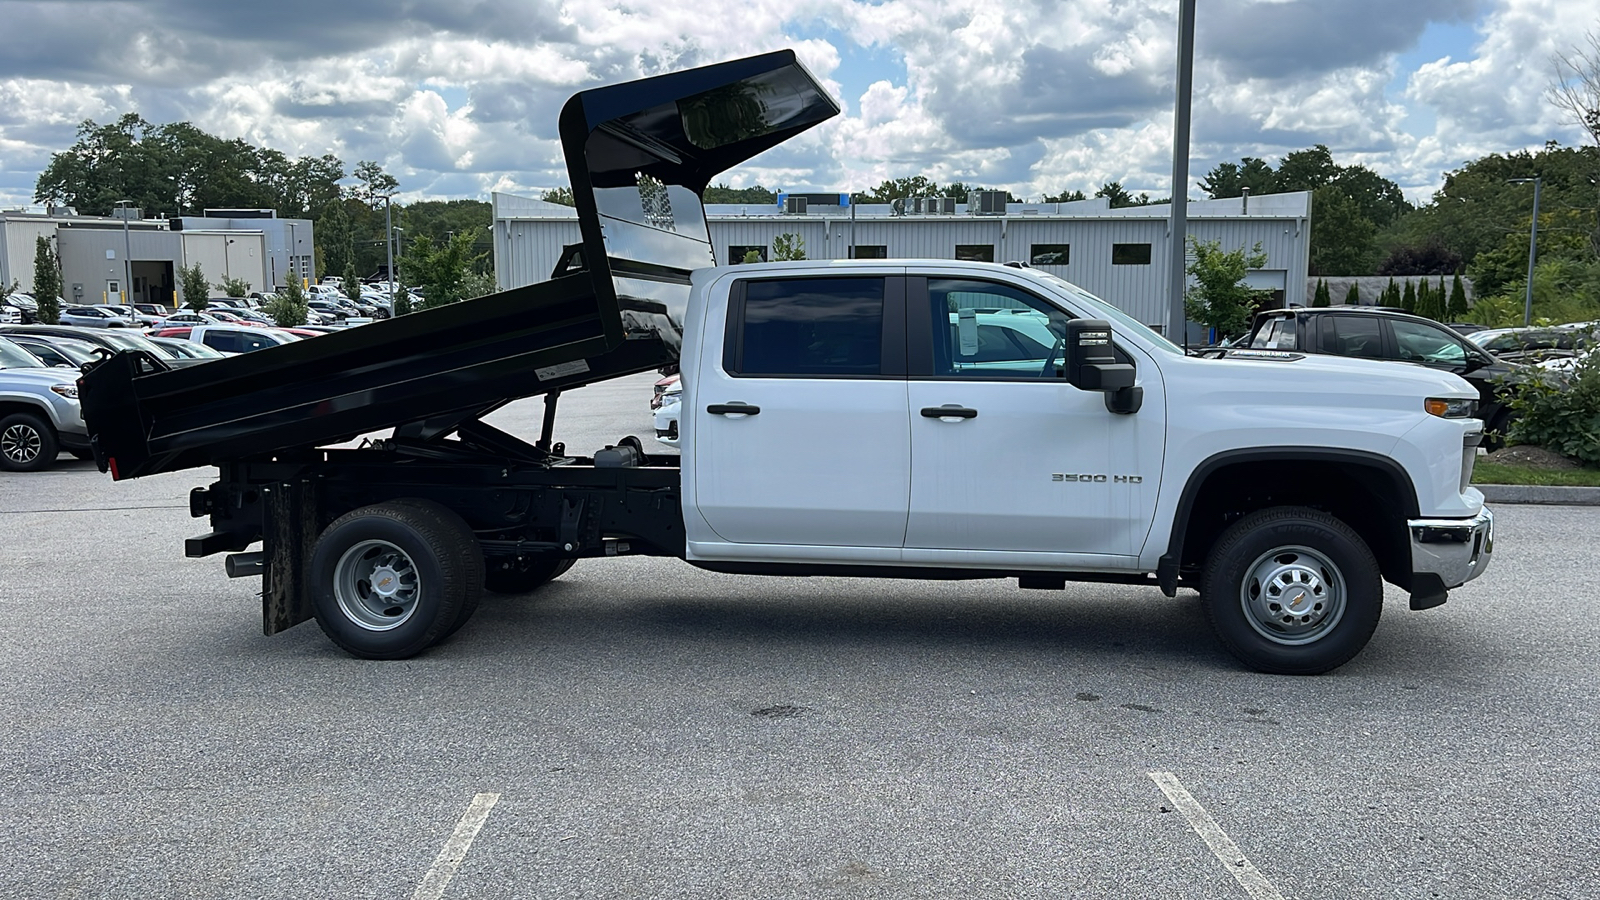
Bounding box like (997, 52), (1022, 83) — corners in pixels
(80, 50), (839, 479)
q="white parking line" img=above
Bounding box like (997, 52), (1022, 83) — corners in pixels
(1148, 772), (1287, 900)
(412, 792), (501, 900)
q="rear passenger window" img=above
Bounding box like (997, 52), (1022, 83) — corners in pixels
(1249, 317), (1296, 350)
(202, 331), (241, 354)
(1320, 316), (1383, 359)
(729, 278), (884, 376)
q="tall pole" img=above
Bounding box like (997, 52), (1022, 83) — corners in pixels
(115, 200), (134, 320)
(1167, 0), (1197, 345)
(1510, 177), (1542, 326)
(384, 195), (396, 294)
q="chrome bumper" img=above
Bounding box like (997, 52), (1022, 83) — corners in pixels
(1410, 507), (1494, 590)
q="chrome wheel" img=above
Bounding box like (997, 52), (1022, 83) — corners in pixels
(1, 422), (42, 465)
(1239, 545), (1347, 646)
(333, 539), (422, 631)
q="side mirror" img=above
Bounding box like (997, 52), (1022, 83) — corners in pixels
(1063, 319), (1141, 415)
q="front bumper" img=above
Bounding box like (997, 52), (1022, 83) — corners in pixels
(1408, 507), (1494, 606)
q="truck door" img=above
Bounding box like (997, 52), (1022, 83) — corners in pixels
(903, 276), (1163, 561)
(693, 274), (911, 548)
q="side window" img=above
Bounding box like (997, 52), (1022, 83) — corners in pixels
(1248, 317), (1296, 350)
(1324, 316), (1383, 359)
(202, 331), (241, 354)
(729, 277), (884, 377)
(927, 278), (1070, 379)
(239, 334), (278, 352)
(1391, 320), (1467, 367)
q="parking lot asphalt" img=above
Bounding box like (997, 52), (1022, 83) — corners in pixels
(2, 372), (1597, 899)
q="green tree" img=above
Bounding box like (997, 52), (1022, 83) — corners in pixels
(772, 233), (806, 261)
(216, 276), (249, 298)
(1043, 189), (1088, 203)
(1310, 185), (1378, 275)
(1312, 278), (1331, 306)
(541, 187), (575, 206)
(400, 229), (485, 309)
(265, 277), (308, 327)
(1344, 283), (1360, 305)
(1401, 279), (1417, 313)
(1183, 238), (1270, 337)
(1448, 273), (1470, 319)
(393, 285), (413, 316)
(32, 236), (62, 324)
(741, 249), (764, 264)
(852, 176), (941, 203)
(704, 183), (777, 204)
(180, 262), (209, 312)
(343, 257), (361, 304)
(394, 200), (493, 274)
(1198, 157), (1276, 198)
(1095, 181), (1154, 208)
(1383, 277), (1401, 307)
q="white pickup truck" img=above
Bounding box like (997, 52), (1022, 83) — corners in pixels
(79, 50), (1492, 675)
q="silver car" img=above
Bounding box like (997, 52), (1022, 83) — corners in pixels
(0, 336), (89, 470)
(58, 306), (136, 328)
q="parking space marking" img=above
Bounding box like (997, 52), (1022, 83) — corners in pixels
(412, 792), (500, 900)
(1148, 772), (1287, 900)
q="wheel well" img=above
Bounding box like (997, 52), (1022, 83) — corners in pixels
(1173, 458), (1414, 590)
(0, 400), (50, 422)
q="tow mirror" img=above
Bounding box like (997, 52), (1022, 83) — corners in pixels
(1063, 318), (1141, 415)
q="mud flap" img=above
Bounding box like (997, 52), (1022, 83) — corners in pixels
(262, 478), (321, 635)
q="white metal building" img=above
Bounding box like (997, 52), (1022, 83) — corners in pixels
(492, 191), (1312, 330)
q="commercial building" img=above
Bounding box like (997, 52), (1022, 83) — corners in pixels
(492, 190), (1312, 331)
(0, 207), (312, 307)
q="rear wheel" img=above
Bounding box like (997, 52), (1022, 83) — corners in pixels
(484, 558), (576, 595)
(309, 500), (483, 659)
(1200, 506), (1382, 675)
(0, 412), (58, 472)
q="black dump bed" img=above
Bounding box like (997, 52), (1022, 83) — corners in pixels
(80, 50), (838, 479)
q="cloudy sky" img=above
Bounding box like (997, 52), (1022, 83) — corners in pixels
(0, 0), (1595, 210)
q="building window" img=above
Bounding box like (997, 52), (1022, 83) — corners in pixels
(1030, 244), (1070, 265)
(1112, 243), (1152, 265)
(955, 244), (995, 262)
(729, 245), (767, 264)
(852, 245), (888, 259)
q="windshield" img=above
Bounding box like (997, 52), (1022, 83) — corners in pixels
(85, 329), (182, 358)
(1030, 271), (1184, 355)
(0, 337), (45, 368)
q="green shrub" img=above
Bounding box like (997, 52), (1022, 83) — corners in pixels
(1502, 353), (1600, 466)
(216, 276), (250, 298)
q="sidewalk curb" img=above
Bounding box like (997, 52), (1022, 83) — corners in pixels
(1477, 484), (1600, 506)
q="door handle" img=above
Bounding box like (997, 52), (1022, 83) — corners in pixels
(707, 403), (761, 416)
(920, 405), (977, 419)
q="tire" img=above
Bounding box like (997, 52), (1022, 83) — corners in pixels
(483, 558), (576, 595)
(0, 412), (59, 472)
(1199, 506), (1382, 675)
(308, 500), (484, 659)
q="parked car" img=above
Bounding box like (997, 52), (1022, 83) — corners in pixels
(157, 311), (224, 328)
(97, 305), (164, 328)
(1, 304), (19, 325)
(0, 336), (90, 470)
(151, 325), (299, 354)
(6, 334), (100, 369)
(0, 324), (192, 364)
(653, 378), (682, 446)
(145, 336), (228, 360)
(59, 306), (136, 328)
(133, 303), (171, 317)
(1446, 322), (1488, 336)
(1240, 306), (1522, 446)
(1468, 326), (1592, 364)
(6, 293), (40, 323)
(650, 373), (679, 409)
(202, 309), (269, 328)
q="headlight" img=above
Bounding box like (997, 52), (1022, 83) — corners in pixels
(1425, 397), (1475, 418)
(50, 383), (79, 399)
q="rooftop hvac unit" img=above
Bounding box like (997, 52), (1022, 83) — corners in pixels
(784, 195), (808, 215)
(928, 196), (956, 215)
(971, 190), (1007, 216)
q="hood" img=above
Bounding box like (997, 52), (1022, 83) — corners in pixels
(1200, 351), (1478, 400)
(0, 366), (79, 386)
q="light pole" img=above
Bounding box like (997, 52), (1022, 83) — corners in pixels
(1167, 0), (1197, 345)
(114, 200), (136, 321)
(224, 237), (235, 282)
(390, 224), (404, 293)
(1508, 177), (1541, 326)
(382, 193), (398, 295)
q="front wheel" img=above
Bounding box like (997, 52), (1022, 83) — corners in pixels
(0, 412), (58, 472)
(1200, 506), (1382, 675)
(309, 501), (484, 659)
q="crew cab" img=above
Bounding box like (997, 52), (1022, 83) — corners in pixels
(77, 50), (1494, 676)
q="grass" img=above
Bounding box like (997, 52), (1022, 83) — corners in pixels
(1473, 461), (1600, 487)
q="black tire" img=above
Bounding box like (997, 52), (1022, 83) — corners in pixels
(483, 558), (576, 595)
(1200, 506), (1382, 675)
(0, 412), (59, 472)
(308, 500), (484, 659)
